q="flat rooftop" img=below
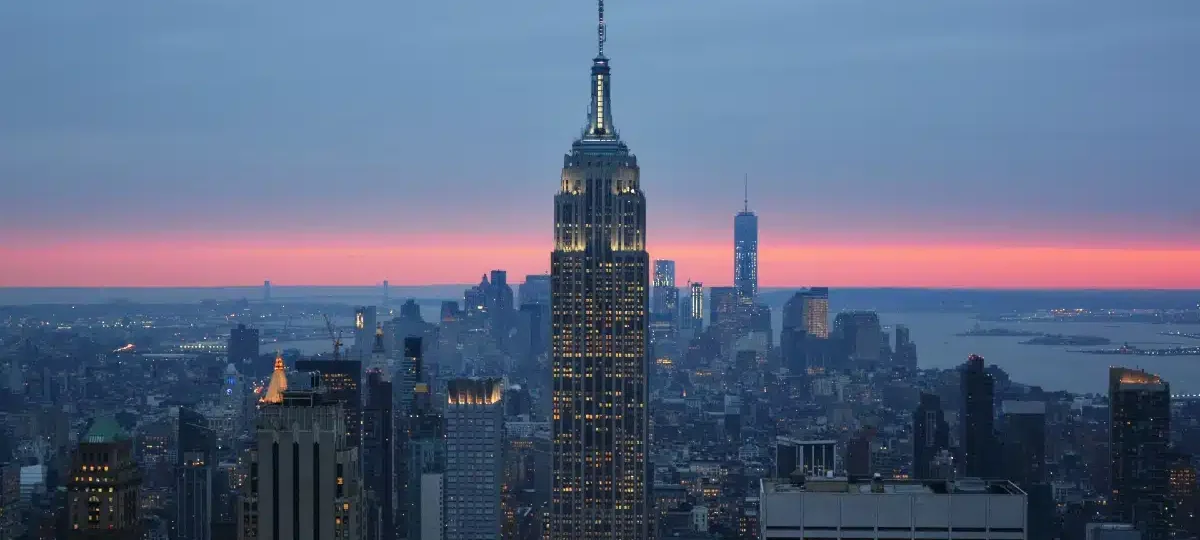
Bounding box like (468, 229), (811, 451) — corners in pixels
(764, 477), (1024, 496)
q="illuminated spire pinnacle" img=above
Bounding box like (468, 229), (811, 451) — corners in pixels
(583, 0), (616, 140)
(261, 351), (287, 403)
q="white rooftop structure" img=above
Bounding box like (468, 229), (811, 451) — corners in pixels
(760, 477), (1027, 540)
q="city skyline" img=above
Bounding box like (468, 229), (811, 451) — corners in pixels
(2, 0), (1199, 289)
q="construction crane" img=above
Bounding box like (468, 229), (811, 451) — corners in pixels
(323, 314), (343, 361)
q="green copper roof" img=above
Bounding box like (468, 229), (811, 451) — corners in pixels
(84, 415), (129, 443)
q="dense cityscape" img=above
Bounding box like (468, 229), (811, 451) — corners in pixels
(1, 3), (1198, 540)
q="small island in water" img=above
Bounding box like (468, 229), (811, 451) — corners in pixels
(957, 326), (1041, 337)
(957, 325), (1111, 346)
(1020, 334), (1112, 346)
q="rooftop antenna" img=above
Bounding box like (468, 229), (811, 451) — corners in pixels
(743, 174), (749, 212)
(598, 0), (606, 57)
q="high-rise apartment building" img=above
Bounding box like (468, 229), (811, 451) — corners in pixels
(1001, 400), (1047, 487)
(961, 354), (997, 478)
(295, 359), (363, 448)
(733, 184), (758, 303)
(445, 378), (504, 540)
(242, 388), (363, 540)
(912, 392), (949, 480)
(550, 3), (650, 538)
(1110, 367), (1170, 540)
(68, 416), (142, 539)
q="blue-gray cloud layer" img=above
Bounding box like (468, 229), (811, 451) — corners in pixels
(1, 0), (1197, 244)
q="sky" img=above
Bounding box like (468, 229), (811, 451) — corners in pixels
(1, 0), (1198, 288)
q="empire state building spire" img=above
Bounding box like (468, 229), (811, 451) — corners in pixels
(583, 0), (616, 140)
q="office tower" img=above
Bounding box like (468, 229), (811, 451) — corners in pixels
(802, 287), (829, 338)
(549, 3), (649, 538)
(687, 282), (705, 330)
(295, 358), (363, 448)
(894, 324), (918, 371)
(1110, 367), (1170, 540)
(1087, 524), (1142, 540)
(961, 354), (996, 478)
(733, 179), (758, 303)
(488, 270), (516, 339)
(244, 387), (363, 540)
(780, 288), (830, 373)
(178, 452), (213, 540)
(353, 306), (378, 359)
(445, 378), (504, 540)
(774, 438), (838, 478)
(519, 275), (552, 307)
(407, 379), (446, 540)
(516, 303), (551, 361)
(832, 311), (882, 364)
(262, 352), (288, 404)
(1001, 401), (1046, 488)
(420, 473), (446, 540)
(709, 286), (738, 328)
(229, 324), (260, 365)
(264, 280), (271, 302)
(758, 478), (1027, 540)
(67, 416), (141, 539)
(363, 369), (393, 540)
(395, 336), (426, 540)
(912, 392), (949, 480)
(1166, 452), (1197, 537)
(0, 462), (20, 540)
(382, 280), (390, 306)
(176, 407), (215, 540)
(652, 260), (677, 314)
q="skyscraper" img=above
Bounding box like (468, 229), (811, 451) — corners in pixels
(961, 354), (996, 478)
(779, 288), (831, 372)
(687, 281), (704, 330)
(68, 416), (141, 539)
(353, 306), (378, 360)
(228, 324), (260, 366)
(1110, 367), (1170, 540)
(550, 2), (649, 538)
(733, 178), (758, 303)
(911, 393), (949, 480)
(295, 358), (363, 448)
(445, 378), (504, 540)
(244, 388), (363, 540)
(833, 311), (882, 365)
(651, 260), (678, 319)
(519, 274), (552, 307)
(176, 407), (215, 540)
(362, 369), (393, 540)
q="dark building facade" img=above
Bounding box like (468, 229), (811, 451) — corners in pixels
(912, 392), (949, 480)
(363, 369), (393, 540)
(549, 4), (650, 539)
(961, 354), (996, 478)
(1110, 367), (1170, 540)
(67, 417), (142, 539)
(228, 324), (260, 366)
(295, 359), (363, 448)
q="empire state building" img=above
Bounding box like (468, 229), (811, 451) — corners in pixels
(550, 2), (649, 538)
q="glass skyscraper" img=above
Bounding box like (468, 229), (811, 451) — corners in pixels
(733, 183), (758, 303)
(550, 2), (649, 538)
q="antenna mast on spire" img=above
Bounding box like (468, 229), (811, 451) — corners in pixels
(598, 0), (606, 56)
(743, 174), (749, 212)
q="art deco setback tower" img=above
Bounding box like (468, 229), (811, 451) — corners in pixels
(550, 2), (649, 539)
